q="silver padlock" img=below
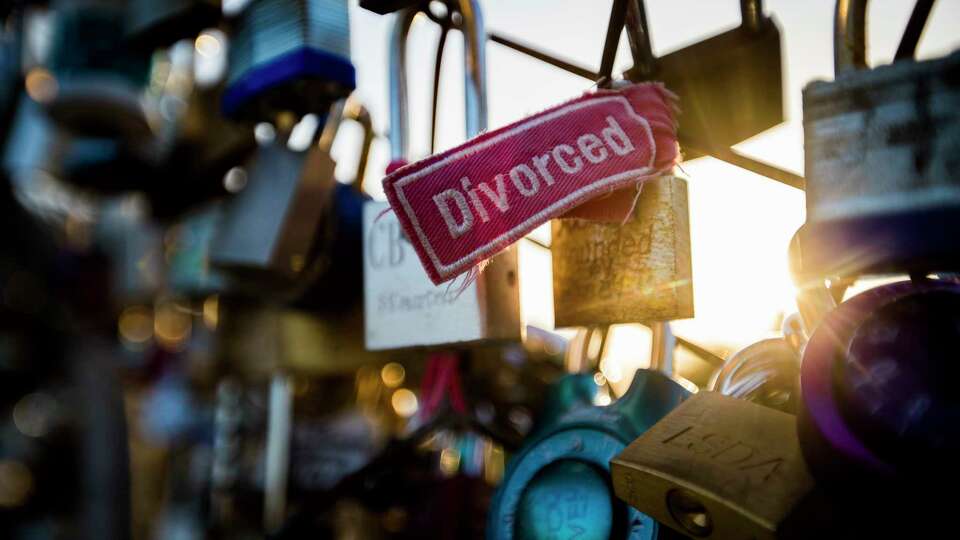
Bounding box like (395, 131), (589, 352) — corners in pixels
(710, 313), (804, 414)
(363, 1), (520, 350)
(798, 0), (960, 280)
(209, 121), (337, 299)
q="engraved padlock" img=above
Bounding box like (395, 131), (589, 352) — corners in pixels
(363, 1), (520, 350)
(209, 116), (337, 299)
(796, 0), (960, 280)
(222, 0), (355, 122)
(552, 174), (693, 327)
(488, 328), (690, 540)
(44, 0), (153, 141)
(125, 0), (222, 49)
(612, 391), (835, 540)
(625, 0), (783, 158)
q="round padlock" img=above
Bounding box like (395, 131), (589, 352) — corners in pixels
(798, 278), (960, 486)
(488, 368), (691, 540)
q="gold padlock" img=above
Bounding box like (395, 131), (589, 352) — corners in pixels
(552, 174), (693, 327)
(611, 391), (833, 539)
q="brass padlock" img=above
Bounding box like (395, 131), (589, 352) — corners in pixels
(552, 174), (693, 327)
(363, 1), (520, 350)
(612, 391), (833, 540)
(797, 0), (960, 279)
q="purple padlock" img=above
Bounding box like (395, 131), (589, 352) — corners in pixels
(798, 278), (960, 485)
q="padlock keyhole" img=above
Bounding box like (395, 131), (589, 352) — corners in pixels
(666, 488), (713, 537)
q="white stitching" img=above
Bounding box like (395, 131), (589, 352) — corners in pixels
(392, 95), (657, 281)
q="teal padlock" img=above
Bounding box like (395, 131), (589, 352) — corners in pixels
(488, 367), (691, 540)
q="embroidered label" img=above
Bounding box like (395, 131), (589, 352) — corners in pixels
(382, 83), (678, 285)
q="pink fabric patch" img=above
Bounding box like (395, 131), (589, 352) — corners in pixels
(382, 83), (679, 285)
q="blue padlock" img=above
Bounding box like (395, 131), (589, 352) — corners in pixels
(222, 0), (355, 122)
(489, 356), (691, 540)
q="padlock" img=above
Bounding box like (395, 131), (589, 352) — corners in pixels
(488, 327), (690, 540)
(44, 0), (153, 141)
(551, 174), (693, 327)
(798, 278), (960, 487)
(125, 0), (222, 49)
(363, 1), (521, 350)
(209, 123), (337, 299)
(611, 391), (835, 540)
(291, 98), (375, 312)
(222, 0), (355, 122)
(624, 0), (783, 157)
(709, 314), (803, 414)
(796, 0), (960, 279)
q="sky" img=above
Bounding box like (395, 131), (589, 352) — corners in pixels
(323, 0), (960, 379)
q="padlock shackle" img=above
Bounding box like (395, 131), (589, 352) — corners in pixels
(649, 321), (674, 377)
(624, 0), (767, 78)
(344, 99), (375, 192)
(740, 0), (765, 33)
(834, 0), (868, 75)
(316, 96), (375, 192)
(389, 0), (487, 161)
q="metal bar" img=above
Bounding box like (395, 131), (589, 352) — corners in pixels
(598, 0), (629, 86)
(674, 335), (726, 367)
(687, 144), (805, 191)
(487, 32), (598, 81)
(624, 0), (655, 78)
(895, 0), (935, 61)
(834, 0), (868, 74)
(431, 20), (451, 154)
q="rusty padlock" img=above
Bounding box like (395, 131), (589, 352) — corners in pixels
(552, 174), (693, 327)
(796, 0), (960, 280)
(363, 0), (520, 350)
